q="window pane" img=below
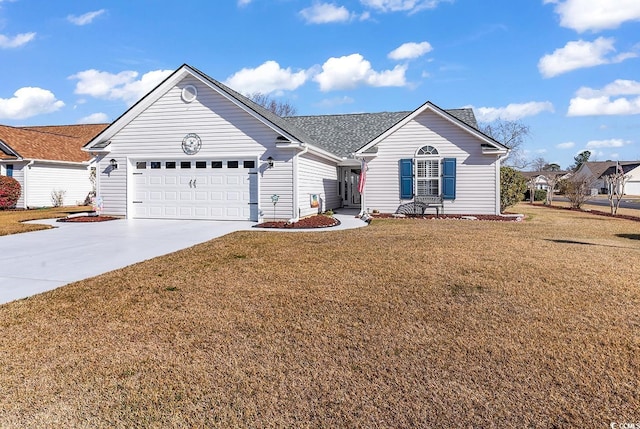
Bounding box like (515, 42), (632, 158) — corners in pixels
(136, 162), (147, 169)
(150, 162), (161, 169)
(211, 161), (222, 168)
(195, 161), (207, 169)
(243, 160), (255, 169)
(180, 161), (191, 169)
(227, 161), (238, 168)
(6, 164), (13, 177)
(166, 162), (176, 169)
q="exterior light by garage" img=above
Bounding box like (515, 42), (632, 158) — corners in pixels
(267, 156), (274, 168)
(109, 159), (118, 169)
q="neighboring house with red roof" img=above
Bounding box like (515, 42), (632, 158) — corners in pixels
(0, 124), (108, 208)
(573, 161), (640, 196)
(83, 64), (509, 221)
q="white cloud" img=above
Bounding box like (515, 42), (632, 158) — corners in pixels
(238, 0), (252, 6)
(316, 96), (355, 108)
(544, 0), (640, 33)
(472, 101), (554, 122)
(0, 87), (64, 120)
(568, 79), (640, 116)
(388, 41), (433, 60)
(538, 37), (636, 78)
(556, 141), (576, 149)
(314, 53), (407, 91)
(224, 61), (308, 94)
(360, 0), (449, 14)
(586, 139), (631, 149)
(300, 3), (353, 24)
(77, 112), (109, 124)
(67, 9), (105, 26)
(69, 69), (173, 105)
(0, 32), (36, 48)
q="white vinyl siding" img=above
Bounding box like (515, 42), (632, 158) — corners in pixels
(297, 153), (340, 218)
(364, 110), (499, 215)
(26, 163), (92, 207)
(97, 76), (295, 220)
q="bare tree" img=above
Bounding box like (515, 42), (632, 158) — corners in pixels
(543, 171), (565, 205)
(604, 164), (630, 215)
(531, 157), (548, 171)
(480, 119), (531, 169)
(248, 92), (297, 117)
(527, 176), (538, 203)
(564, 178), (594, 209)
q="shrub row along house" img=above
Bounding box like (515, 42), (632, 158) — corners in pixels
(2, 64), (510, 219)
(0, 124), (108, 208)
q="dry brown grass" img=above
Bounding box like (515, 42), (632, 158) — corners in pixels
(0, 206), (90, 236)
(1, 203), (639, 427)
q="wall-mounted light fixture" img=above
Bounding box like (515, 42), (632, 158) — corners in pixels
(109, 159), (118, 169)
(267, 156), (274, 168)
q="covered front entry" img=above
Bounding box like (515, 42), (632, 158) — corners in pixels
(131, 158), (258, 220)
(339, 166), (361, 208)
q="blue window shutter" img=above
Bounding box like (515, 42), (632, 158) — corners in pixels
(6, 164), (13, 177)
(441, 158), (456, 200)
(400, 159), (413, 199)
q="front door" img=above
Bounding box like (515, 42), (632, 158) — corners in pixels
(341, 167), (361, 207)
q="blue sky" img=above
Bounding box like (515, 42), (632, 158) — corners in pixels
(0, 0), (639, 169)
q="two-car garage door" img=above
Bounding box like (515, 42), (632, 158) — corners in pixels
(132, 159), (258, 220)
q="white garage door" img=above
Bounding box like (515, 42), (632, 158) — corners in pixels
(625, 181), (640, 196)
(132, 159), (258, 220)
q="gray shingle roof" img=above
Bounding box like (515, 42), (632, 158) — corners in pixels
(284, 108), (480, 158)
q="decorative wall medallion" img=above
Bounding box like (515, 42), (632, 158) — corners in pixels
(182, 133), (202, 155)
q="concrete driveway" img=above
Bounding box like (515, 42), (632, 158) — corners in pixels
(0, 211), (367, 305)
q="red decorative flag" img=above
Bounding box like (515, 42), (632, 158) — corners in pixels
(357, 160), (367, 193)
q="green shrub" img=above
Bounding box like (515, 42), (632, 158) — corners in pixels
(524, 189), (547, 202)
(0, 176), (21, 209)
(500, 167), (526, 212)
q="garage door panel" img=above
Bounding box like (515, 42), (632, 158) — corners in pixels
(133, 159), (257, 220)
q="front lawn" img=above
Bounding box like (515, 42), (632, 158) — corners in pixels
(0, 203), (638, 427)
(0, 206), (90, 236)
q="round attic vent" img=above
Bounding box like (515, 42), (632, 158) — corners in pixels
(181, 85), (197, 103)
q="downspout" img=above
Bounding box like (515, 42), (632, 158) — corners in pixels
(496, 152), (510, 215)
(290, 143), (309, 223)
(23, 160), (35, 209)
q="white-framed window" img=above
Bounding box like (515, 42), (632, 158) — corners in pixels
(415, 145), (440, 197)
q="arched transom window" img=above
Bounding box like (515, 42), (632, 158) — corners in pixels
(415, 145), (440, 197)
(416, 145), (439, 156)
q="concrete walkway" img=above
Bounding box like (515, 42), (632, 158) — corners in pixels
(0, 211), (367, 305)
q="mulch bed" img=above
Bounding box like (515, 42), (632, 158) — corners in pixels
(532, 203), (640, 222)
(57, 216), (118, 223)
(371, 213), (522, 221)
(256, 215), (340, 229)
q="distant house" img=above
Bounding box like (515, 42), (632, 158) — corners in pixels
(82, 64), (510, 221)
(0, 124), (108, 208)
(573, 161), (640, 196)
(520, 170), (571, 192)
